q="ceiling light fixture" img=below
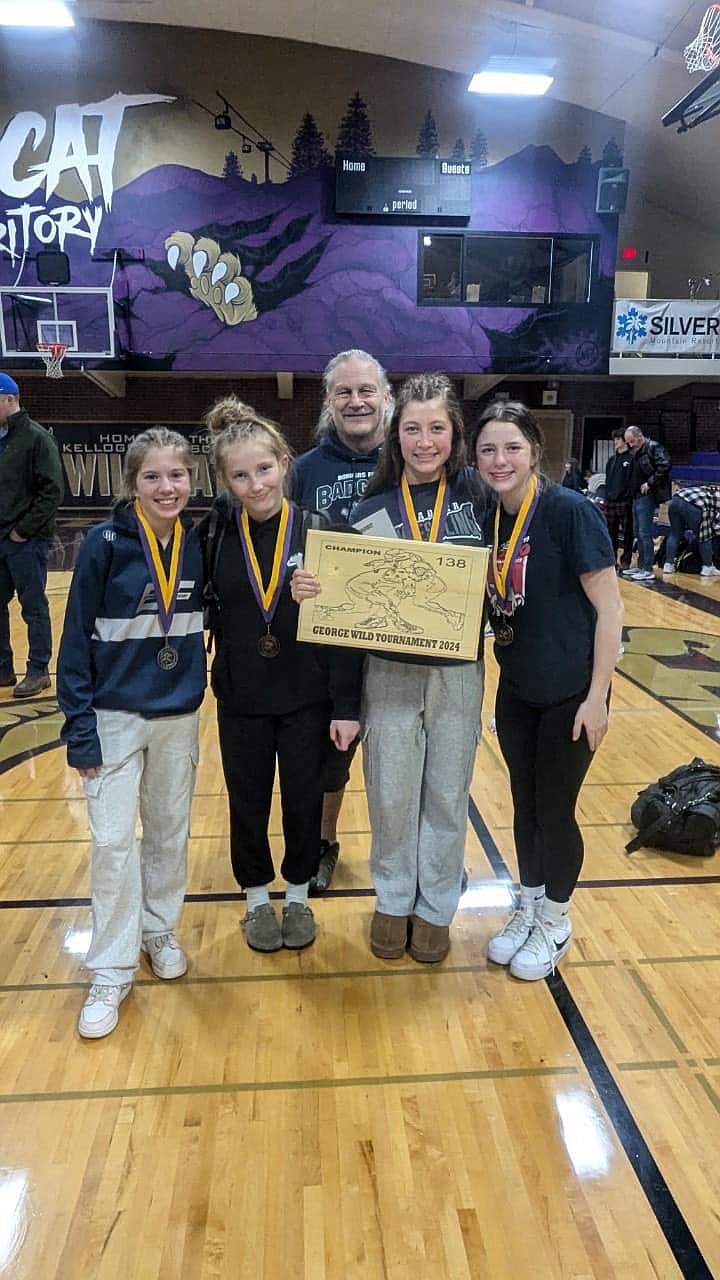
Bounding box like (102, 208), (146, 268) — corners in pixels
(468, 70), (553, 96)
(0, 1), (74, 27)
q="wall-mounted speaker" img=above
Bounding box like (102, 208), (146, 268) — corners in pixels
(595, 167), (629, 214)
(36, 250), (71, 285)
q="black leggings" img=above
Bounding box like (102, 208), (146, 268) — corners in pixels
(494, 682), (596, 902)
(217, 700), (328, 888)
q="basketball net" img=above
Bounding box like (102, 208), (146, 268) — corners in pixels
(36, 342), (68, 379)
(684, 3), (720, 72)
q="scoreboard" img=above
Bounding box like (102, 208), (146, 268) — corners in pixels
(335, 155), (472, 217)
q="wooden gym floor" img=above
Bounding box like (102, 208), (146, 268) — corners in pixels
(0, 569), (719, 1279)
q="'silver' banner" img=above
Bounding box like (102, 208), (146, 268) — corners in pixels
(297, 530), (487, 661)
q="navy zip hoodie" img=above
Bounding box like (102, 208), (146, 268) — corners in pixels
(57, 502), (206, 769)
(290, 429), (380, 524)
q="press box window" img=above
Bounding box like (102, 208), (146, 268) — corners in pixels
(419, 233), (595, 306)
(551, 238), (593, 303)
(421, 236), (462, 302)
(464, 236), (552, 304)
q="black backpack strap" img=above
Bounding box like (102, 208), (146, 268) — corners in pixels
(202, 503), (228, 654)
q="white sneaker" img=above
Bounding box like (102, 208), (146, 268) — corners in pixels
(78, 983), (132, 1039)
(142, 932), (188, 979)
(487, 903), (537, 966)
(630, 569), (656, 581)
(509, 918), (572, 981)
(662, 563), (675, 574)
(701, 565), (720, 578)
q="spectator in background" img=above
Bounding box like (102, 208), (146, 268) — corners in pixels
(622, 425), (671, 582)
(604, 428), (634, 573)
(0, 372), (64, 698)
(561, 458), (584, 492)
(663, 485), (720, 578)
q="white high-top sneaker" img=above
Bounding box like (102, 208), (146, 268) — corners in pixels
(487, 892), (544, 966)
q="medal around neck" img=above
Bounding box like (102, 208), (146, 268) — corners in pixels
(399, 471), (449, 542)
(157, 644), (180, 669)
(257, 631), (281, 658)
(133, 501), (186, 671)
(236, 499), (294, 658)
(490, 474), (539, 614)
(491, 615), (514, 646)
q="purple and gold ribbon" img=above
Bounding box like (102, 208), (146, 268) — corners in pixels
(399, 471), (449, 542)
(490, 473), (539, 610)
(237, 498), (294, 626)
(133, 501), (185, 636)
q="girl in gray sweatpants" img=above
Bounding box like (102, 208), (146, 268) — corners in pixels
(352, 374), (486, 964)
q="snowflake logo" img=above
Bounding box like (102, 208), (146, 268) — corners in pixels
(615, 306), (648, 343)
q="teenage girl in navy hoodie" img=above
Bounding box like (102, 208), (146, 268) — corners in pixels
(58, 428), (206, 1039)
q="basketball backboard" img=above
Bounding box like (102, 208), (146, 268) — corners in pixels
(0, 287), (115, 360)
(662, 60), (720, 132)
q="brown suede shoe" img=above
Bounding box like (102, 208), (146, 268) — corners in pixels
(408, 915), (450, 964)
(370, 911), (408, 959)
(13, 673), (51, 699)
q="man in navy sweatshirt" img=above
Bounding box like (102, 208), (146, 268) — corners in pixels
(291, 349), (392, 892)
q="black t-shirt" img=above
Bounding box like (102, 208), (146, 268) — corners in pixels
(487, 486), (614, 705)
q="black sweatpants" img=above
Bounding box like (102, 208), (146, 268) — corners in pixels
(217, 700), (329, 888)
(494, 682), (596, 902)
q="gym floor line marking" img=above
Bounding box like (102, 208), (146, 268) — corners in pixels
(0, 1064), (579, 1107)
(625, 966), (689, 1054)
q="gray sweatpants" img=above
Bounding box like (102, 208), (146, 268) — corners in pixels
(361, 656), (483, 926)
(82, 708), (199, 984)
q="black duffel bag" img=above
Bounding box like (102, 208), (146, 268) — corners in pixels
(626, 758), (720, 856)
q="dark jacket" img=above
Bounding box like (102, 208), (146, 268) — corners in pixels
(604, 449), (633, 502)
(629, 437), (672, 503)
(0, 408), (64, 540)
(57, 502), (206, 769)
(290, 429), (380, 524)
(198, 497), (363, 720)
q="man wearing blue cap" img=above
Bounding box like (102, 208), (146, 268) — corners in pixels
(0, 373), (64, 698)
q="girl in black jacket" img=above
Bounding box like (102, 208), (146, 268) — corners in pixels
(200, 398), (361, 953)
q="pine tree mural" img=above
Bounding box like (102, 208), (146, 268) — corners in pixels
(601, 137), (624, 167)
(223, 151), (242, 179)
(470, 128), (488, 167)
(336, 91), (375, 157)
(416, 109), (439, 157)
(289, 113), (332, 177)
(450, 137), (466, 162)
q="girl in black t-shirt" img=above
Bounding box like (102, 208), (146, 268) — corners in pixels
(472, 400), (622, 981)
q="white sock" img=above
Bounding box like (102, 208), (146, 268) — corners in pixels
(246, 885), (271, 911)
(519, 884), (545, 915)
(541, 896), (571, 934)
(285, 881), (309, 906)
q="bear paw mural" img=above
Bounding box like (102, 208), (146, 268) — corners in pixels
(165, 233), (258, 325)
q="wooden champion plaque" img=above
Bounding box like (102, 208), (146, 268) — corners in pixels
(297, 529), (487, 661)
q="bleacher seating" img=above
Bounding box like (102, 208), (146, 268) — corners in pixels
(671, 452), (720, 485)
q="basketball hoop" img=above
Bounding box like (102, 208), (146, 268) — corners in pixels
(684, 4), (720, 73)
(36, 342), (68, 379)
